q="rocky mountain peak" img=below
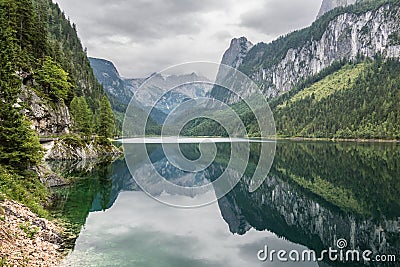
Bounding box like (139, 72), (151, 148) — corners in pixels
(317, 0), (357, 18)
(89, 57), (121, 81)
(221, 37), (253, 69)
(212, 1), (400, 103)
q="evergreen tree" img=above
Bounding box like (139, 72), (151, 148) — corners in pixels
(97, 96), (115, 139)
(69, 96), (93, 137)
(0, 0), (47, 70)
(0, 5), (43, 171)
(271, 59), (400, 139)
(36, 56), (73, 101)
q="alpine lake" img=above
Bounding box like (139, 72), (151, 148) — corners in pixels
(49, 139), (400, 267)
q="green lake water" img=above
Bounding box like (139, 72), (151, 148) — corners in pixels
(51, 141), (400, 267)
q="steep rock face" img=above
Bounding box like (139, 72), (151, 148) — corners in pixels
(317, 0), (357, 18)
(222, 3), (400, 102)
(221, 37), (253, 68)
(218, 196), (252, 235)
(210, 37), (254, 101)
(259, 3), (400, 97)
(19, 86), (70, 136)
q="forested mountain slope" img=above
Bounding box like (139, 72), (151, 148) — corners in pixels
(271, 58), (400, 139)
(0, 0), (115, 215)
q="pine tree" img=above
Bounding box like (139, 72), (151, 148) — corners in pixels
(31, 0), (48, 60)
(0, 5), (43, 171)
(97, 96), (115, 139)
(36, 56), (73, 101)
(69, 96), (93, 137)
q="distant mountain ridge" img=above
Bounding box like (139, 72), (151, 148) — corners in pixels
(89, 58), (143, 106)
(89, 58), (212, 125)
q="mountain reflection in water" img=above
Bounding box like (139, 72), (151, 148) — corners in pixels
(52, 141), (400, 267)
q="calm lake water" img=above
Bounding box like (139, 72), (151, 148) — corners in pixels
(51, 140), (400, 267)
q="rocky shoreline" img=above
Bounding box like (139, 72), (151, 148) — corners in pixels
(44, 139), (122, 161)
(0, 199), (64, 267)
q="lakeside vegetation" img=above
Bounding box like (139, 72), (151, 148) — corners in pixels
(0, 0), (116, 215)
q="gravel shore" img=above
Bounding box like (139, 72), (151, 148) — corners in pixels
(0, 199), (64, 267)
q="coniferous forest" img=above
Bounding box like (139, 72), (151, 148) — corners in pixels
(272, 58), (400, 139)
(0, 0), (116, 215)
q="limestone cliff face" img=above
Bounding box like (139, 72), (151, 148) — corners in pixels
(211, 37), (254, 101)
(262, 3), (399, 97)
(317, 0), (357, 18)
(19, 86), (70, 136)
(220, 3), (400, 103)
(18, 84), (121, 161)
(220, 37), (253, 69)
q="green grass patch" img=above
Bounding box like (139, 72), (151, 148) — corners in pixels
(59, 134), (85, 147)
(0, 166), (49, 218)
(19, 222), (39, 239)
(278, 63), (366, 108)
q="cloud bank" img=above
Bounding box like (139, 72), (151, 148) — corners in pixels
(55, 0), (321, 78)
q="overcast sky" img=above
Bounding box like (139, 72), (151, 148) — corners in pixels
(55, 0), (322, 79)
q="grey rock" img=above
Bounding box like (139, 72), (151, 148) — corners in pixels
(19, 86), (70, 136)
(221, 37), (253, 69)
(317, 0), (357, 18)
(35, 164), (69, 188)
(45, 139), (122, 161)
(222, 3), (400, 103)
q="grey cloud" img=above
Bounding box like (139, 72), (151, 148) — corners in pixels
(240, 0), (321, 36)
(60, 0), (228, 41)
(56, 0), (321, 77)
(86, 36), (215, 78)
(213, 31), (233, 42)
